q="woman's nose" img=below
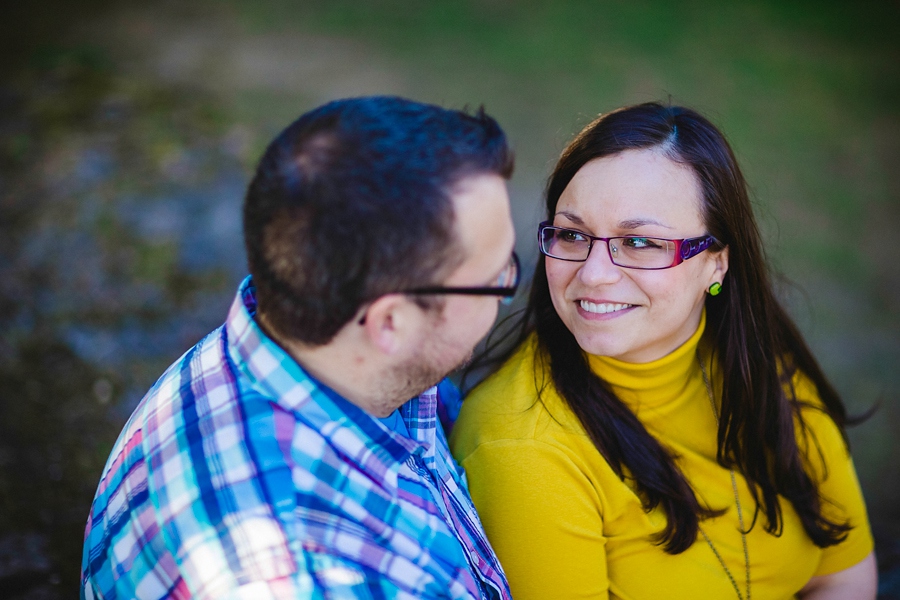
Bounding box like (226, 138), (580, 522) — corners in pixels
(577, 240), (623, 286)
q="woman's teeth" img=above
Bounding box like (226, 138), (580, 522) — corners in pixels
(580, 300), (632, 314)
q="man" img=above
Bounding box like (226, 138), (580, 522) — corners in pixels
(81, 96), (517, 599)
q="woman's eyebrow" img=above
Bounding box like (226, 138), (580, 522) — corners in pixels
(556, 213), (674, 230)
(555, 211), (584, 225)
(617, 218), (673, 230)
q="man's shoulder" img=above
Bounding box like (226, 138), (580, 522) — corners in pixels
(83, 324), (308, 597)
(95, 315), (403, 525)
(102, 327), (229, 465)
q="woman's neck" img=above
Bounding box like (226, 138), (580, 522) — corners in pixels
(587, 310), (707, 407)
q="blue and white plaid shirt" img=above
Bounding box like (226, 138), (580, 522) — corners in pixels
(81, 277), (511, 600)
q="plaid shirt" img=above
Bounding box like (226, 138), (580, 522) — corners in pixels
(81, 277), (510, 600)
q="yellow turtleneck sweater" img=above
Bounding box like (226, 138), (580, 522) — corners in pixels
(450, 315), (873, 600)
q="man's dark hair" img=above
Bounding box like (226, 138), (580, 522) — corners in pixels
(243, 96), (514, 345)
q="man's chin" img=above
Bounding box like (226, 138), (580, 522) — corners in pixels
(449, 350), (474, 375)
(383, 350), (473, 406)
(424, 350), (473, 390)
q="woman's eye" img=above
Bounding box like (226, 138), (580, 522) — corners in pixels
(558, 230), (586, 243)
(623, 237), (660, 249)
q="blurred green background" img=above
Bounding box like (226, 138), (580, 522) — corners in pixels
(1, 0), (897, 597)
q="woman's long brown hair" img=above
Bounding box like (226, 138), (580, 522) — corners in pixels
(477, 102), (852, 553)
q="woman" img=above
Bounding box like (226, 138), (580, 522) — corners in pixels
(450, 103), (876, 599)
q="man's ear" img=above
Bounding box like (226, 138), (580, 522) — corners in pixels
(359, 294), (422, 355)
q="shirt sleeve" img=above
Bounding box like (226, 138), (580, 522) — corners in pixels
(460, 438), (609, 600)
(793, 377), (875, 577)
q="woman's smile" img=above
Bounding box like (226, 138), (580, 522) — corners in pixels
(576, 299), (638, 317)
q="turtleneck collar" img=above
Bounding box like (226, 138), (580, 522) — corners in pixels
(587, 310), (706, 410)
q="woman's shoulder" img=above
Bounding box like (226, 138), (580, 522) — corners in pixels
(784, 367), (852, 477)
(786, 367), (841, 429)
(451, 336), (587, 456)
(468, 335), (546, 408)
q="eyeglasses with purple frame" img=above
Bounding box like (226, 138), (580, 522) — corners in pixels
(538, 222), (719, 270)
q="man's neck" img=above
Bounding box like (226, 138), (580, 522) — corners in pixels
(257, 313), (402, 418)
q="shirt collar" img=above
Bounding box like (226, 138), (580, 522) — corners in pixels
(224, 276), (435, 476)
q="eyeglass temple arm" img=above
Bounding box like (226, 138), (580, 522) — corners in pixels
(678, 235), (718, 262)
(404, 286), (517, 297)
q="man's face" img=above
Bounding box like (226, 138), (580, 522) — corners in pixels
(384, 173), (515, 402)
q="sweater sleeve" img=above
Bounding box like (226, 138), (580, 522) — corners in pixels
(793, 376), (875, 576)
(460, 438), (609, 600)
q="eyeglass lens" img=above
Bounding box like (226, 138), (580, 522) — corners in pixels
(496, 255), (519, 288)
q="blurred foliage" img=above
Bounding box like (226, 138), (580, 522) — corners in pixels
(0, 339), (121, 591)
(0, 15), (242, 596)
(0, 0), (897, 597)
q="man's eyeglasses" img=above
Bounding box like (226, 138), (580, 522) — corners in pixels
(404, 252), (520, 305)
(538, 222), (718, 270)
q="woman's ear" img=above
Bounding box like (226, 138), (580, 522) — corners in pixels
(710, 245), (729, 284)
(358, 294), (423, 356)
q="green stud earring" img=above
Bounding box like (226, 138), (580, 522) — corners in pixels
(708, 282), (723, 296)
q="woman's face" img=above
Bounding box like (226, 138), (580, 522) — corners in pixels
(546, 149), (728, 363)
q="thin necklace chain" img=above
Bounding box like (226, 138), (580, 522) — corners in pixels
(698, 353), (751, 600)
